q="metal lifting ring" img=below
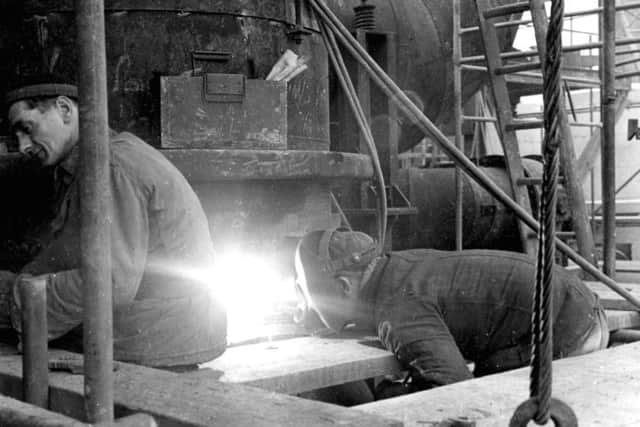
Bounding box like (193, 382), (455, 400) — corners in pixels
(509, 397), (578, 427)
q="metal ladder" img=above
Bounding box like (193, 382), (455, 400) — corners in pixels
(452, 0), (599, 261)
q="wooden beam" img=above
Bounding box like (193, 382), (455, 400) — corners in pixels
(189, 336), (402, 394)
(0, 350), (401, 427)
(587, 281), (640, 311)
(356, 342), (640, 426)
(606, 310), (640, 331)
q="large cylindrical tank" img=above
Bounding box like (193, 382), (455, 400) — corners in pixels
(1, 0), (329, 150)
(394, 157), (543, 251)
(325, 0), (520, 151)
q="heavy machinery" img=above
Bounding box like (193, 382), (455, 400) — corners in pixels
(0, 0), (525, 275)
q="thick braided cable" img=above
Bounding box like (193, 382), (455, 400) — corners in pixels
(529, 0), (563, 424)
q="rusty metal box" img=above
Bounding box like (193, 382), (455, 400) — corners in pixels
(160, 73), (287, 150)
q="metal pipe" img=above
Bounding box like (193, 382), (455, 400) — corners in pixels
(602, 0), (617, 279)
(462, 115), (497, 122)
(593, 168), (640, 216)
(616, 69), (640, 79)
(615, 56), (640, 67)
(616, 48), (640, 56)
(319, 21), (387, 250)
(453, 0), (463, 251)
(0, 395), (86, 427)
(20, 276), (48, 409)
(75, 0), (114, 423)
(308, 0), (640, 310)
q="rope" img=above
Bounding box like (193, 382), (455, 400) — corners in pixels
(318, 19), (387, 252)
(527, 0), (572, 425)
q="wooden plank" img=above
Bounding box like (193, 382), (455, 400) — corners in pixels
(0, 350), (401, 427)
(566, 260), (640, 283)
(606, 310), (640, 331)
(587, 280), (640, 311)
(356, 342), (640, 426)
(189, 336), (402, 394)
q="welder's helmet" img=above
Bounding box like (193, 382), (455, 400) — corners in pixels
(294, 229), (378, 331)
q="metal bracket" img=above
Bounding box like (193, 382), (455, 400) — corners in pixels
(191, 50), (232, 75)
(203, 73), (245, 103)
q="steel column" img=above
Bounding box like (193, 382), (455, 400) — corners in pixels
(602, 0), (617, 278)
(75, 0), (114, 422)
(20, 276), (48, 409)
(453, 0), (464, 251)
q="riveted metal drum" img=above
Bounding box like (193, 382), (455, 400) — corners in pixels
(395, 160), (541, 251)
(324, 0), (520, 150)
(3, 0), (329, 150)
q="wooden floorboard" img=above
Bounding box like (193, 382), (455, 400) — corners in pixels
(356, 341), (640, 426)
(0, 350), (401, 427)
(189, 335), (402, 394)
(587, 280), (640, 311)
(606, 309), (640, 330)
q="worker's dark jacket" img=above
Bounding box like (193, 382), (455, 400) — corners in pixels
(15, 132), (226, 367)
(371, 249), (604, 388)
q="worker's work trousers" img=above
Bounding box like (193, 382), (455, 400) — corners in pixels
(475, 305), (609, 376)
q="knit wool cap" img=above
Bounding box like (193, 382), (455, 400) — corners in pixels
(5, 73), (78, 107)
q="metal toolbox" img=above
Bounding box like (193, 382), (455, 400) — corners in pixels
(161, 73), (287, 150)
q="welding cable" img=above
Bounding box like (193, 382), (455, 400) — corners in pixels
(307, 0), (640, 310)
(319, 20), (387, 252)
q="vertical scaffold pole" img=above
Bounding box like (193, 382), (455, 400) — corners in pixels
(602, 0), (617, 278)
(75, 0), (114, 422)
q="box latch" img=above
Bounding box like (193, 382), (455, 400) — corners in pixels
(204, 73), (245, 103)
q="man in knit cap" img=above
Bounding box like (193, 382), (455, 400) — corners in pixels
(0, 73), (226, 368)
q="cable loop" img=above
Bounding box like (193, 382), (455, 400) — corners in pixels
(509, 397), (578, 427)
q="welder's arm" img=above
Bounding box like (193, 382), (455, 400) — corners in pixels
(12, 166), (149, 340)
(377, 297), (473, 389)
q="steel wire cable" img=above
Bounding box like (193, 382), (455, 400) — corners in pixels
(529, 0), (564, 422)
(318, 20), (387, 251)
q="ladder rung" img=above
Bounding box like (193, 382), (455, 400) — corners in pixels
(496, 62), (541, 75)
(483, 2), (530, 19)
(506, 120), (543, 131)
(617, 70), (640, 79)
(517, 177), (542, 186)
(461, 64), (488, 72)
(462, 115), (497, 123)
(556, 231), (577, 238)
(517, 176), (565, 186)
(461, 18), (533, 34)
(342, 207), (418, 217)
(569, 121), (602, 128)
